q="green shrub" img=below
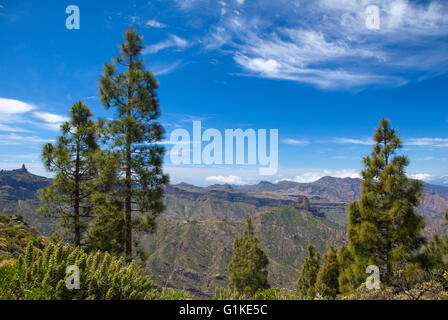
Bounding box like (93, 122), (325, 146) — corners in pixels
(213, 287), (247, 300)
(0, 241), (191, 300)
(252, 288), (301, 300)
(214, 287), (301, 300)
(0, 214), (10, 224)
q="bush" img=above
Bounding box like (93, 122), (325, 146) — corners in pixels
(214, 287), (301, 300)
(252, 288), (301, 300)
(0, 213), (46, 261)
(0, 241), (191, 300)
(340, 275), (448, 301)
(213, 287), (247, 300)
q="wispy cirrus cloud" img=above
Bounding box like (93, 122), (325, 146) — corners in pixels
(331, 137), (374, 145)
(0, 124), (31, 133)
(33, 112), (68, 124)
(282, 138), (310, 146)
(183, 0), (448, 89)
(0, 133), (53, 145)
(406, 138), (448, 148)
(143, 35), (190, 54)
(32, 111), (68, 131)
(145, 19), (167, 28)
(151, 61), (184, 76)
(328, 136), (448, 147)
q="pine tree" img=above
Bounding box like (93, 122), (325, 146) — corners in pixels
(419, 208), (448, 270)
(297, 245), (320, 299)
(336, 245), (358, 295)
(99, 26), (169, 261)
(315, 246), (340, 299)
(39, 101), (98, 247)
(343, 118), (426, 291)
(228, 217), (269, 297)
(86, 150), (124, 255)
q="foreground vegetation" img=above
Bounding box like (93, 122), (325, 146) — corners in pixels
(0, 239), (191, 300)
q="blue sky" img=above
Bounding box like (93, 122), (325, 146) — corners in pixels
(0, 0), (448, 186)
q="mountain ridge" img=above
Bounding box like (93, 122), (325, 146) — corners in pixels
(1, 167), (447, 219)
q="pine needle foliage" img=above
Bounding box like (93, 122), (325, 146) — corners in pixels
(342, 118), (426, 291)
(297, 245), (320, 299)
(98, 25), (169, 261)
(227, 217), (269, 297)
(39, 101), (98, 247)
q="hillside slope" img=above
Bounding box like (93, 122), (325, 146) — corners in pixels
(140, 205), (346, 298)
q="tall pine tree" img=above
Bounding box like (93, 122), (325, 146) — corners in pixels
(343, 118), (426, 291)
(39, 101), (98, 247)
(99, 26), (169, 261)
(228, 217), (269, 297)
(86, 148), (124, 255)
(297, 245), (320, 299)
(315, 246), (340, 299)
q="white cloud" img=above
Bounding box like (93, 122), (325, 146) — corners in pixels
(279, 169), (360, 183)
(145, 19), (167, 28)
(165, 166), (259, 186)
(143, 35), (189, 54)
(0, 98), (36, 114)
(205, 175), (244, 184)
(164, 166), (365, 186)
(0, 133), (53, 145)
(417, 156), (434, 161)
(151, 61), (183, 76)
(33, 112), (68, 123)
(331, 137), (374, 145)
(282, 138), (309, 146)
(319, 0), (448, 36)
(0, 124), (31, 133)
(175, 0), (202, 10)
(232, 27), (405, 88)
(31, 111), (69, 132)
(197, 0), (448, 89)
(156, 140), (194, 145)
(409, 173), (436, 181)
(327, 137), (448, 147)
(406, 138), (448, 148)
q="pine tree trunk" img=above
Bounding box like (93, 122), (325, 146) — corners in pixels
(74, 136), (81, 247)
(125, 130), (132, 262)
(124, 54), (134, 262)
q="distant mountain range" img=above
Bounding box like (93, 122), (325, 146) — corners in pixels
(164, 175), (448, 220)
(0, 165), (51, 201)
(1, 166), (448, 297)
(425, 176), (448, 187)
(2, 166), (447, 219)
